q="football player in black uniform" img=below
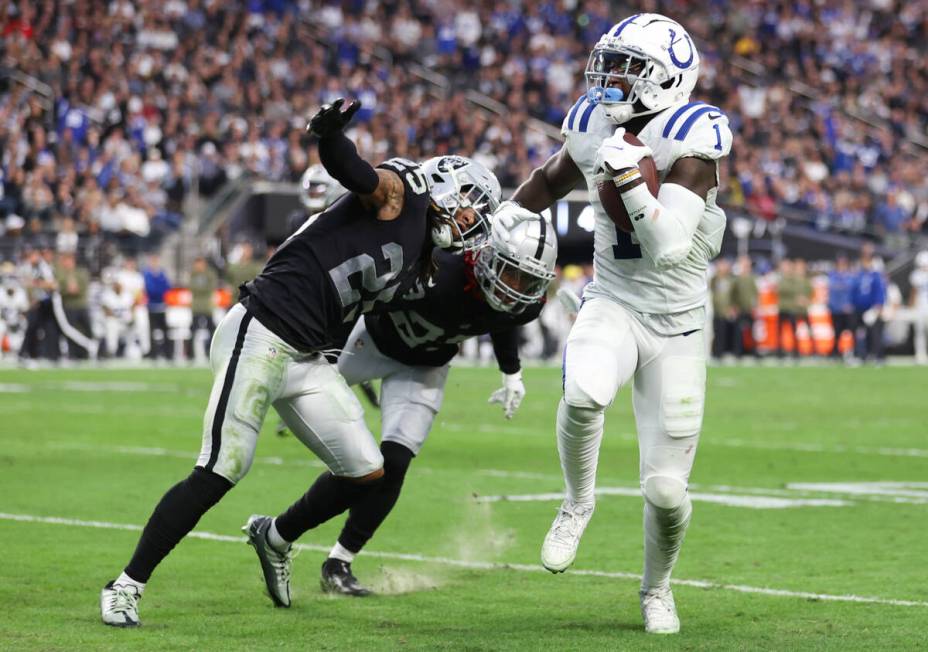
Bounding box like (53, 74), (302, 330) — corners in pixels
(247, 193), (557, 600)
(99, 99), (493, 627)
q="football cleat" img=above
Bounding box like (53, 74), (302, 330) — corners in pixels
(243, 515), (292, 608)
(640, 586), (680, 634)
(320, 558), (372, 597)
(100, 580), (141, 627)
(541, 499), (594, 573)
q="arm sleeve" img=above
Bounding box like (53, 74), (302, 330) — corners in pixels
(620, 182), (707, 268)
(490, 327), (521, 375)
(317, 132), (379, 195)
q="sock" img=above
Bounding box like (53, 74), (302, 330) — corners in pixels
(267, 519), (290, 552)
(124, 467), (233, 583)
(115, 571), (145, 592)
(556, 399), (604, 507)
(274, 471), (382, 543)
(641, 495), (693, 591)
(329, 541), (356, 563)
(338, 441), (414, 553)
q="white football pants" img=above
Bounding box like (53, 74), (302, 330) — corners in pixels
(196, 304), (382, 483)
(559, 296), (706, 590)
(337, 317), (449, 455)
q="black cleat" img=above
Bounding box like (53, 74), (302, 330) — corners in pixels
(359, 381), (380, 409)
(320, 558), (372, 597)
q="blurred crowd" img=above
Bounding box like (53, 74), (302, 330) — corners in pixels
(705, 242), (928, 364)
(4, 242), (928, 365)
(3, 0), (928, 273)
(0, 243), (263, 364)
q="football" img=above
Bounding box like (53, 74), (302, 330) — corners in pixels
(597, 132), (660, 233)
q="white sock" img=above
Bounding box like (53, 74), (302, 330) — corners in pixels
(556, 399), (604, 507)
(268, 518), (291, 552)
(329, 541), (356, 564)
(116, 571), (145, 592)
(641, 495), (692, 591)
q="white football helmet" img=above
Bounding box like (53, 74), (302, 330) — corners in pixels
(475, 212), (557, 314)
(299, 164), (345, 212)
(585, 13), (700, 124)
(422, 155), (502, 251)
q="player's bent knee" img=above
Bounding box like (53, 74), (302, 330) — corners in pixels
(559, 400), (604, 432)
(563, 377), (610, 410)
(342, 467), (385, 484)
(381, 441), (414, 488)
(642, 474), (688, 511)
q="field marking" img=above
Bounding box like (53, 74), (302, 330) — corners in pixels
(48, 442), (327, 469)
(1, 511), (926, 609)
(476, 487), (852, 509)
(37, 444), (928, 506)
(436, 423), (928, 459)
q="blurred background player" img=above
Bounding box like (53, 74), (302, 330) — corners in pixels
(495, 13), (732, 634)
(827, 256), (856, 362)
(187, 255), (219, 364)
(910, 251), (928, 365)
(852, 243), (887, 363)
(142, 254), (172, 362)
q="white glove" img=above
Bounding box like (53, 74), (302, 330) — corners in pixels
(555, 287), (582, 315)
(492, 201), (540, 239)
(488, 370), (525, 419)
(595, 127), (653, 175)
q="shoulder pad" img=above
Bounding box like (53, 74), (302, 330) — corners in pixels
(379, 157), (421, 175)
(658, 102), (732, 161)
(561, 95), (605, 136)
(378, 158), (428, 196)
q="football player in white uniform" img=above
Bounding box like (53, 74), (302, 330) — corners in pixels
(909, 250), (928, 365)
(495, 14), (732, 634)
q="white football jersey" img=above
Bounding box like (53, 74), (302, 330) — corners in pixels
(910, 268), (928, 310)
(562, 96), (732, 333)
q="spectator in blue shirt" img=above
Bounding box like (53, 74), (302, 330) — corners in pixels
(827, 255), (855, 359)
(851, 244), (887, 362)
(143, 253), (172, 361)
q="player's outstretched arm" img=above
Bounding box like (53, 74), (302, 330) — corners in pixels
(511, 145), (584, 213)
(309, 98), (404, 221)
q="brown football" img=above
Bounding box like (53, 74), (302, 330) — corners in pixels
(597, 132), (659, 233)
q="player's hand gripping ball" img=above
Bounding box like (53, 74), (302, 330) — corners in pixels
(308, 98), (362, 138)
(596, 130), (660, 233)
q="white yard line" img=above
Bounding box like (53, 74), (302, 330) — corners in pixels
(39, 444), (928, 506)
(476, 487), (852, 509)
(0, 511), (925, 608)
(436, 423), (928, 459)
(48, 442), (327, 469)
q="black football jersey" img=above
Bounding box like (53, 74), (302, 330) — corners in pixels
(241, 158), (431, 353)
(365, 249), (543, 371)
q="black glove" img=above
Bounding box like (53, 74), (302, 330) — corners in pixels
(307, 98), (361, 138)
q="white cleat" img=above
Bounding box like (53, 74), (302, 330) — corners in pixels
(100, 580), (141, 627)
(640, 586), (680, 634)
(541, 500), (593, 573)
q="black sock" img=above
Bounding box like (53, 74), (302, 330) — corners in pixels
(274, 470), (383, 543)
(124, 467), (233, 583)
(338, 442), (414, 553)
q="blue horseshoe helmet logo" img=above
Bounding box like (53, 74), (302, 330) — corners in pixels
(667, 29), (694, 69)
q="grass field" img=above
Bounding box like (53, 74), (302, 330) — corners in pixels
(1, 363), (926, 651)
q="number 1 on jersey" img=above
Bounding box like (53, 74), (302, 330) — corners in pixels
(612, 225), (642, 260)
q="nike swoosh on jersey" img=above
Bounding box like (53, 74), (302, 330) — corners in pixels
(707, 113), (722, 120)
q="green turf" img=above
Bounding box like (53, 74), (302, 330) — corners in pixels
(1, 364), (926, 650)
